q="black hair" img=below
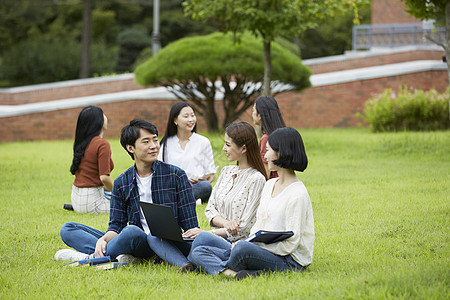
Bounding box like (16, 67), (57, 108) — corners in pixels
(255, 96), (286, 135)
(70, 105), (104, 175)
(120, 118), (158, 160)
(225, 122), (268, 180)
(160, 102), (197, 161)
(267, 127), (308, 172)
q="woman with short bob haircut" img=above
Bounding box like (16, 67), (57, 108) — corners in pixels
(252, 96), (286, 178)
(69, 105), (114, 214)
(186, 127), (314, 280)
(158, 102), (216, 203)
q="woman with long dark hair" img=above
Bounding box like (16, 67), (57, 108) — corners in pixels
(69, 105), (114, 214)
(158, 102), (217, 203)
(252, 96), (286, 179)
(179, 122), (267, 272)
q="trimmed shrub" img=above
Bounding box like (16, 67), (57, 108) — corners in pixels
(358, 86), (449, 132)
(134, 32), (311, 131)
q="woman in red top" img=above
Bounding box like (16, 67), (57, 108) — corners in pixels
(68, 106), (114, 214)
(251, 96), (286, 179)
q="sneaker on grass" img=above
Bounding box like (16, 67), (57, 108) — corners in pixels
(54, 249), (90, 261)
(116, 254), (142, 264)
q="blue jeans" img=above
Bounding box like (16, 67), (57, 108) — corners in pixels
(188, 232), (306, 275)
(59, 222), (155, 259)
(147, 234), (192, 267)
(188, 232), (232, 275)
(225, 240), (306, 272)
(192, 181), (212, 203)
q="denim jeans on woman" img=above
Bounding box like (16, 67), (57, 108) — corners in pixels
(188, 232), (305, 275)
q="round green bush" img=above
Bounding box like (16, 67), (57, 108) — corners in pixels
(359, 86), (450, 132)
(134, 32), (311, 90)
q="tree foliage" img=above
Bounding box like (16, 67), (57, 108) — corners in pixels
(0, 0), (215, 86)
(183, 0), (369, 95)
(299, 4), (371, 59)
(134, 32), (311, 131)
(401, 0), (450, 118)
(2, 36), (116, 85)
(402, 0), (447, 25)
(115, 28), (151, 73)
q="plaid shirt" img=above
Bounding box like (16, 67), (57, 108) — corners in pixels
(107, 160), (198, 234)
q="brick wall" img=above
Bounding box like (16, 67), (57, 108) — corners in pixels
(1, 68), (447, 142)
(307, 49), (445, 74)
(273, 70), (447, 128)
(0, 77), (143, 105)
(372, 0), (420, 25)
(2, 49), (443, 106)
(0, 99), (223, 142)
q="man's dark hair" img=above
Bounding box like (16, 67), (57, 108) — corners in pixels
(120, 118), (158, 160)
(268, 127), (308, 172)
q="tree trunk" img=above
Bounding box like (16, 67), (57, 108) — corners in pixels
(446, 2), (450, 120)
(205, 97), (219, 132)
(79, 0), (92, 79)
(262, 40), (272, 96)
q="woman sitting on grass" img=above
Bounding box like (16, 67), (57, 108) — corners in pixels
(251, 96), (286, 179)
(179, 122), (267, 271)
(67, 105), (114, 214)
(186, 127), (314, 280)
(158, 102), (217, 204)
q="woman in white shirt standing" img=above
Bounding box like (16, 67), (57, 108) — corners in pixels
(180, 122), (267, 272)
(186, 127), (314, 279)
(158, 102), (217, 203)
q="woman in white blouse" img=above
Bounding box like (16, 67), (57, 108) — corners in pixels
(185, 127), (314, 279)
(180, 122), (267, 271)
(158, 102), (217, 203)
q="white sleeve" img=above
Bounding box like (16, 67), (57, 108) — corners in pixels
(157, 145), (163, 161)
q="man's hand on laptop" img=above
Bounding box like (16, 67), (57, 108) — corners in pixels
(182, 227), (204, 239)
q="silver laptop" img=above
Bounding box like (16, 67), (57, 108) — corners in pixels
(140, 202), (194, 242)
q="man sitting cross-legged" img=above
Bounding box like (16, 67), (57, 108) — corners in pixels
(55, 118), (199, 265)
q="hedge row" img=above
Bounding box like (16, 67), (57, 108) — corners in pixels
(358, 86), (449, 132)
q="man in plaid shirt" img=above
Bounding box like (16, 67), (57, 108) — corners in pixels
(55, 119), (198, 266)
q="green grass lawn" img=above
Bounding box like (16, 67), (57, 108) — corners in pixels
(0, 128), (448, 299)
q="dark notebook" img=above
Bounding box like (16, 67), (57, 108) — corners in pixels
(244, 230), (294, 244)
(140, 202), (194, 243)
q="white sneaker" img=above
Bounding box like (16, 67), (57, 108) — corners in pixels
(116, 254), (141, 264)
(54, 249), (89, 261)
(196, 198), (202, 205)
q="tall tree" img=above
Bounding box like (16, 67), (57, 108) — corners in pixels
(79, 0), (93, 78)
(401, 0), (449, 118)
(183, 0), (369, 95)
(134, 32), (311, 131)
